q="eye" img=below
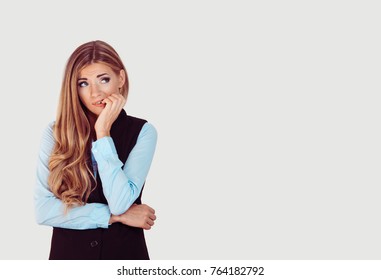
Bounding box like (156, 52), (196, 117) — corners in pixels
(100, 77), (110, 84)
(78, 81), (88, 87)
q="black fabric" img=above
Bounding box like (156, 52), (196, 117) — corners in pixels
(49, 110), (149, 260)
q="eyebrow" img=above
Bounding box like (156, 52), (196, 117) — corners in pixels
(78, 73), (109, 81)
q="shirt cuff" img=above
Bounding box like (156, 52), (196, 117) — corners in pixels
(92, 136), (117, 157)
(90, 204), (112, 229)
(91, 136), (123, 174)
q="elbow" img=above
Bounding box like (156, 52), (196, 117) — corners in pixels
(34, 197), (53, 226)
(36, 218), (46, 226)
(34, 200), (44, 225)
(35, 202), (49, 226)
(35, 209), (47, 226)
(109, 200), (134, 216)
(108, 182), (140, 215)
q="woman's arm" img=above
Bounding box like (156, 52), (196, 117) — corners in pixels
(34, 123), (156, 229)
(35, 122), (157, 229)
(91, 122), (157, 215)
(110, 204), (156, 230)
(34, 123), (111, 229)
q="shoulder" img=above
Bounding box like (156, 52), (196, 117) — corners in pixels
(127, 115), (147, 123)
(140, 122), (157, 141)
(127, 115), (157, 139)
(126, 115), (148, 130)
(133, 122), (157, 154)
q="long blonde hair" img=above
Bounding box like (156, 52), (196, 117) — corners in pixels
(48, 40), (129, 208)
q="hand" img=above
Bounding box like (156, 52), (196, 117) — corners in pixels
(94, 93), (126, 139)
(109, 204), (156, 230)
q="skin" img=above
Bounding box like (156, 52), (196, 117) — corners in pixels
(78, 63), (156, 230)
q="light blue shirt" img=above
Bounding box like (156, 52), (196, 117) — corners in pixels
(34, 121), (157, 230)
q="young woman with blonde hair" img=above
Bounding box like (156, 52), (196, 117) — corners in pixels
(35, 40), (157, 259)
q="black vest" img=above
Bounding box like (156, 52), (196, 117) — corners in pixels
(49, 110), (150, 260)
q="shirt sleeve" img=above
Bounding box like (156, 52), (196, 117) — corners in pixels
(34, 122), (111, 230)
(91, 122), (157, 215)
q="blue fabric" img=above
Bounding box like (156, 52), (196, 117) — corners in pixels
(34, 121), (157, 230)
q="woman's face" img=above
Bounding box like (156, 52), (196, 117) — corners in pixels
(77, 63), (125, 116)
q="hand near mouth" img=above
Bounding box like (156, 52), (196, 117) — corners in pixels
(94, 93), (126, 139)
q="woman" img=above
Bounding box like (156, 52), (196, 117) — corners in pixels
(34, 40), (157, 260)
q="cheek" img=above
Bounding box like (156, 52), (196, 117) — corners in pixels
(104, 82), (119, 93)
(78, 94), (90, 107)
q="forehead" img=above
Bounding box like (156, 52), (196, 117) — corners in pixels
(79, 63), (115, 77)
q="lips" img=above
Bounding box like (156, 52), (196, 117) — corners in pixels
(92, 99), (104, 106)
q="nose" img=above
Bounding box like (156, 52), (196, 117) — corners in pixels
(90, 83), (102, 98)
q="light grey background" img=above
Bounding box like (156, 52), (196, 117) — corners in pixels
(0, 0), (380, 259)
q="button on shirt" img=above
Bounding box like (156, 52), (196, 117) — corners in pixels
(34, 122), (157, 230)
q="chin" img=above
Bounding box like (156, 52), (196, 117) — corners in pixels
(86, 108), (101, 117)
(92, 108), (104, 116)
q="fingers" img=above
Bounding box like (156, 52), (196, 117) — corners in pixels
(120, 203), (157, 230)
(94, 93), (126, 135)
(144, 219), (154, 230)
(145, 210), (156, 227)
(143, 205), (156, 230)
(102, 93), (126, 111)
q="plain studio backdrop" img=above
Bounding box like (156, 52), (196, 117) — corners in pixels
(0, 0), (380, 259)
